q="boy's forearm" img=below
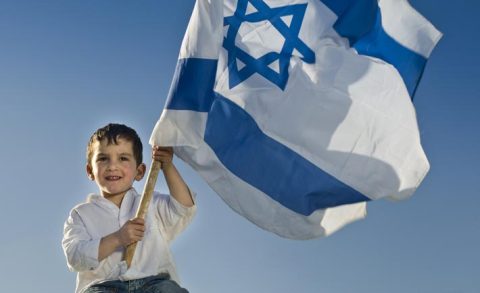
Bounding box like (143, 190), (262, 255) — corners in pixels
(162, 163), (194, 207)
(98, 231), (122, 262)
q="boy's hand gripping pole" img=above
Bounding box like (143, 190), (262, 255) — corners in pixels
(124, 160), (162, 268)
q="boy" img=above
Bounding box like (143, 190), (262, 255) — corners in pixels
(62, 123), (195, 293)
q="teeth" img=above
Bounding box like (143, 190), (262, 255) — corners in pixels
(107, 176), (121, 180)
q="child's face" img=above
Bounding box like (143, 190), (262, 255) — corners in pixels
(86, 137), (145, 200)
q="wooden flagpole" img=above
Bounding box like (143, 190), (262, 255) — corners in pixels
(124, 160), (162, 267)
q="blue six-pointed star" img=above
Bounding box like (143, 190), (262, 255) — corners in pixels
(223, 0), (316, 90)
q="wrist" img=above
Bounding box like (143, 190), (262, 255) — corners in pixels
(161, 161), (174, 171)
(112, 231), (125, 248)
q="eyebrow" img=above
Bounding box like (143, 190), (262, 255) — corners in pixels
(96, 152), (133, 157)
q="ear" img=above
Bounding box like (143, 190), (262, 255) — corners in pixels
(86, 164), (95, 181)
(135, 163), (147, 181)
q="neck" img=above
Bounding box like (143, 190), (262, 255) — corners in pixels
(102, 190), (129, 207)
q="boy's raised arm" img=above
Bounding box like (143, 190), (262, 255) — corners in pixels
(153, 146), (194, 207)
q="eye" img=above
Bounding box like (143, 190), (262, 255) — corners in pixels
(96, 156), (107, 162)
(120, 156), (130, 161)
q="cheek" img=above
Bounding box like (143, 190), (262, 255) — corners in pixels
(124, 164), (139, 177)
(92, 165), (108, 179)
(92, 165), (103, 175)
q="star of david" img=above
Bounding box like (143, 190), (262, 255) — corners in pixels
(223, 0), (315, 90)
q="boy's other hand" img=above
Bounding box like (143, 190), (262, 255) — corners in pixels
(117, 218), (145, 247)
(152, 146), (174, 167)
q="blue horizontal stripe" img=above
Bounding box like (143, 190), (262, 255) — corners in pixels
(204, 94), (370, 216)
(320, 0), (429, 97)
(165, 58), (217, 112)
(160, 57), (371, 214)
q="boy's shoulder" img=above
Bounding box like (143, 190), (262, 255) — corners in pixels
(69, 194), (103, 215)
(152, 190), (168, 200)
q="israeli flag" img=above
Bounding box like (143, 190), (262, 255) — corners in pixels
(150, 0), (442, 239)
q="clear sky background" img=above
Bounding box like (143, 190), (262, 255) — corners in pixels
(0, 0), (478, 292)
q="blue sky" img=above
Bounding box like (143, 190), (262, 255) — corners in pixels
(0, 0), (478, 292)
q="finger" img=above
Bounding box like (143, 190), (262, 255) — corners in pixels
(153, 157), (172, 164)
(154, 151), (173, 158)
(130, 226), (145, 234)
(132, 224), (145, 232)
(131, 234), (144, 242)
(127, 226), (144, 235)
(154, 146), (172, 151)
(153, 151), (173, 158)
(130, 218), (145, 225)
(128, 219), (145, 231)
(154, 157), (172, 163)
(128, 231), (144, 241)
(153, 147), (173, 155)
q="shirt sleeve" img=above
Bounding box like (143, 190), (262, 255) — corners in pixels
(155, 190), (197, 242)
(62, 209), (101, 272)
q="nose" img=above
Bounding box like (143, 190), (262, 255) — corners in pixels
(106, 159), (120, 171)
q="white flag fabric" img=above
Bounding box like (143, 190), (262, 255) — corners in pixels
(150, 0), (442, 239)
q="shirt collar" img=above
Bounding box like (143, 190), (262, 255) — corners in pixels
(119, 188), (139, 222)
(86, 188), (139, 217)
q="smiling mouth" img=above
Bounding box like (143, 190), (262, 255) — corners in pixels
(106, 176), (122, 181)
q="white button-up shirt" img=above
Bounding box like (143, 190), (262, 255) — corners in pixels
(62, 188), (196, 293)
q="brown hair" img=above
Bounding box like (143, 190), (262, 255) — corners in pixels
(86, 123), (143, 166)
